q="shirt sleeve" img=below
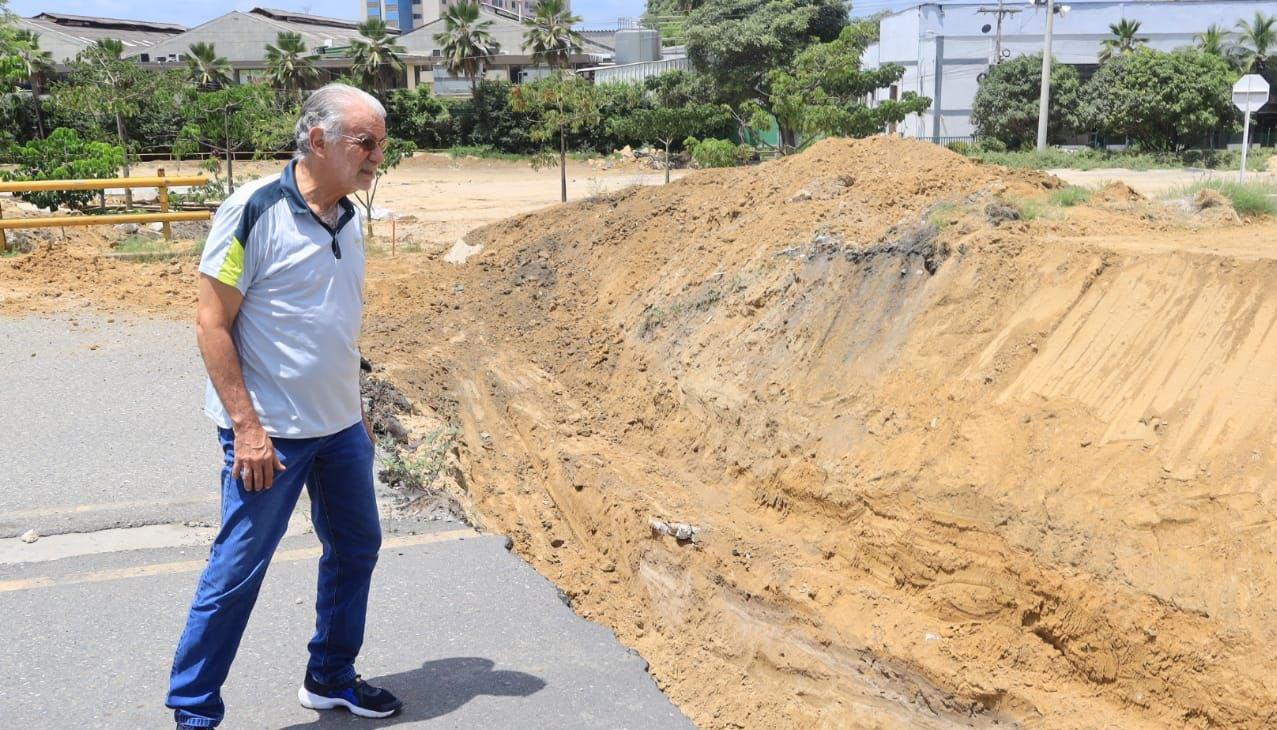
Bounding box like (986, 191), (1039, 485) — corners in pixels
(198, 199), (258, 294)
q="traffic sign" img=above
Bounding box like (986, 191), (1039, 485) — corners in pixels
(1233, 75), (1269, 182)
(1233, 74), (1269, 113)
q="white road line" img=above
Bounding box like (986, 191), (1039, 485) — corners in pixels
(0, 529), (478, 593)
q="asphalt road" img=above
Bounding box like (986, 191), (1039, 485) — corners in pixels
(0, 312), (218, 538)
(0, 313), (694, 729)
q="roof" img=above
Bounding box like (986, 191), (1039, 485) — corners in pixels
(131, 9), (386, 63)
(30, 12), (186, 33)
(16, 13), (186, 62)
(249, 8), (389, 33)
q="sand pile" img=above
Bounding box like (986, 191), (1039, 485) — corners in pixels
(360, 137), (1277, 728)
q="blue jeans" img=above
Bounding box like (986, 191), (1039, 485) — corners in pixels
(166, 421), (381, 728)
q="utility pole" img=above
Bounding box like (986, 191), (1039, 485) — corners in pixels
(977, 1), (1022, 65)
(1035, 0), (1057, 151)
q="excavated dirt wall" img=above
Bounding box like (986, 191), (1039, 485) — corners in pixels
(360, 138), (1277, 728)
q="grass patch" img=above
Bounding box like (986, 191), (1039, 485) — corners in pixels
(446, 145), (601, 163)
(968, 147), (1274, 172)
(926, 201), (960, 229)
(115, 234), (171, 254)
(1164, 179), (1277, 216)
(1048, 186), (1091, 207)
(1010, 198), (1046, 220)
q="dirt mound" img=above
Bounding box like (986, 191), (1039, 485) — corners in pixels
(357, 136), (1277, 728)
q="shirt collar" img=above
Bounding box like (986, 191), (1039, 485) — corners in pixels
(280, 159), (356, 226)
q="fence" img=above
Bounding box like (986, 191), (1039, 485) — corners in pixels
(0, 170), (211, 252)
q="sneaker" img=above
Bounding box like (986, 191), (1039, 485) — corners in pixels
(298, 673), (403, 719)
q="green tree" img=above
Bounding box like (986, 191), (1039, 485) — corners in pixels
(0, 0), (24, 95)
(50, 39), (155, 205)
(354, 137), (416, 236)
(384, 87), (453, 148)
(643, 69), (718, 107)
(1075, 47), (1236, 151)
(1098, 19), (1147, 64)
(349, 19), (405, 91)
(2, 128), (124, 211)
(434, 0), (500, 93)
(750, 21), (929, 153)
(510, 72), (601, 202)
(10, 29), (53, 138)
(685, 0), (847, 107)
(608, 103), (731, 182)
(186, 41), (233, 89)
(1232, 11), (1277, 73)
(175, 84), (295, 193)
(971, 52), (1081, 149)
(453, 79), (536, 152)
(265, 32), (318, 100)
(523, 0), (583, 70)
(1195, 23), (1230, 59)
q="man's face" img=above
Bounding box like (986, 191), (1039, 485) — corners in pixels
(316, 104), (386, 194)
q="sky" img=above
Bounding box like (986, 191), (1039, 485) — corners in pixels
(7, 0), (650, 25)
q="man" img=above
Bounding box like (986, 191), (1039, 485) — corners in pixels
(166, 84), (402, 728)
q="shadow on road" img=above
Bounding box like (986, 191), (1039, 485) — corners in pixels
(278, 657), (546, 727)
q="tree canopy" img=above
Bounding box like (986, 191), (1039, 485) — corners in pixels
(1075, 47), (1236, 151)
(971, 52), (1080, 149)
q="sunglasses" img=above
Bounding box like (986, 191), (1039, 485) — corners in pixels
(340, 133), (389, 152)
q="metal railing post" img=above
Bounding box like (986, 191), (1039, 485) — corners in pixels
(158, 167), (172, 241)
(0, 197), (7, 253)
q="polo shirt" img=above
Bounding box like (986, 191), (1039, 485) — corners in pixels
(198, 160), (366, 439)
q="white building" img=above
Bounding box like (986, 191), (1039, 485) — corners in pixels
(863, 0), (1277, 140)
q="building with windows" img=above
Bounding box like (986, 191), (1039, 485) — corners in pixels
(366, 0), (568, 31)
(397, 5), (606, 94)
(12, 12), (185, 66)
(862, 0), (1277, 140)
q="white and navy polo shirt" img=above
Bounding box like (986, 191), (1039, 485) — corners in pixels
(198, 160), (366, 439)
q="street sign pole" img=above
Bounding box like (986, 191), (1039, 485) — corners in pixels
(1241, 107), (1253, 182)
(1232, 74), (1270, 182)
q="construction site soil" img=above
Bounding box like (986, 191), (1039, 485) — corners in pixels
(4, 138), (1277, 728)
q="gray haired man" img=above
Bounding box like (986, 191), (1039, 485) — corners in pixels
(166, 84), (402, 728)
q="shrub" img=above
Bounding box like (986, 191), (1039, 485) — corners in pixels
(684, 136), (738, 168)
(2, 127), (124, 211)
(383, 86), (452, 149)
(971, 53), (1081, 149)
(1074, 47), (1236, 152)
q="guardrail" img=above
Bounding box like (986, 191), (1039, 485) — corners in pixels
(0, 169), (211, 252)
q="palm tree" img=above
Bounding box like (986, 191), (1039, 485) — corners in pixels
(434, 0), (501, 93)
(1098, 19), (1147, 64)
(1195, 23), (1229, 58)
(1233, 12), (1277, 73)
(349, 19), (405, 91)
(523, 0), (583, 70)
(12, 29), (54, 138)
(186, 41), (232, 89)
(265, 32), (318, 99)
(91, 38), (125, 60)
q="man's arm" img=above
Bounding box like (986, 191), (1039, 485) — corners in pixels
(197, 274), (285, 491)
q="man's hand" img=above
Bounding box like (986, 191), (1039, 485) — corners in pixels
(233, 423), (286, 491)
